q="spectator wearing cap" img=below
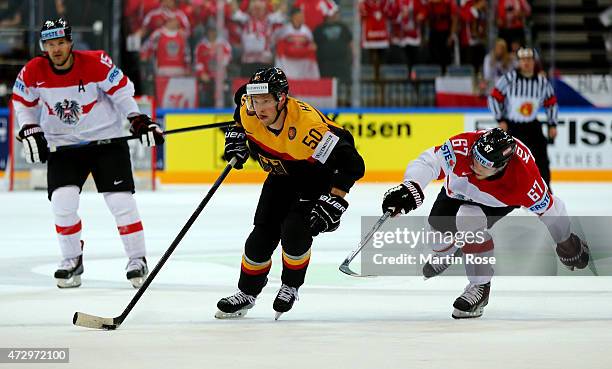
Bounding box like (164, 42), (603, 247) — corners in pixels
(274, 7), (320, 80)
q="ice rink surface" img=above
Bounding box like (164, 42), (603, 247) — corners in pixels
(1, 182), (611, 369)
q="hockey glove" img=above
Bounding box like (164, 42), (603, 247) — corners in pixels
(17, 124), (48, 163)
(224, 125), (249, 169)
(382, 181), (424, 216)
(128, 114), (164, 147)
(556, 233), (590, 271)
(309, 193), (349, 236)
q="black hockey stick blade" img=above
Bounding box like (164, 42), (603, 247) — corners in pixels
(338, 212), (391, 278)
(73, 312), (120, 330)
(50, 120), (234, 152)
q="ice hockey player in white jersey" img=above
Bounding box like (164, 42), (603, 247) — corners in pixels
(12, 18), (164, 289)
(381, 128), (589, 319)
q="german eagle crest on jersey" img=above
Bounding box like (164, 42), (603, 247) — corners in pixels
(54, 99), (81, 125)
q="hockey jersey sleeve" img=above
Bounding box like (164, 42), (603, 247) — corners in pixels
(12, 64), (40, 128)
(516, 154), (570, 243)
(541, 77), (558, 126)
(96, 52), (140, 117)
(316, 124), (365, 193)
(403, 147), (443, 190)
(488, 71), (512, 121)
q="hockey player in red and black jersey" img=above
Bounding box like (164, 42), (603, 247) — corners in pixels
(215, 67), (365, 320)
(381, 128), (589, 319)
(12, 18), (164, 289)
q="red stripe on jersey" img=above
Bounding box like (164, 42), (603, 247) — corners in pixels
(118, 221), (144, 235)
(491, 88), (505, 103)
(56, 221), (82, 235)
(543, 95), (557, 107)
(12, 94), (39, 108)
(82, 100), (97, 113)
(247, 134), (314, 162)
(106, 75), (128, 96)
(462, 239), (494, 254)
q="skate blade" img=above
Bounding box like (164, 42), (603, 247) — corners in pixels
(214, 309), (250, 319)
(452, 307), (484, 319)
(57, 275), (82, 288)
(129, 276), (146, 289)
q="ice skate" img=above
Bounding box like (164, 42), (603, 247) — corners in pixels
(452, 282), (490, 319)
(126, 257), (148, 288)
(423, 248), (463, 280)
(55, 254), (84, 288)
(273, 284), (299, 320)
(215, 290), (257, 319)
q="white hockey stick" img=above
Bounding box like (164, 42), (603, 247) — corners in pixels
(339, 211), (391, 278)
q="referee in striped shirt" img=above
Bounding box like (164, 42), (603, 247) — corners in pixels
(488, 47), (558, 186)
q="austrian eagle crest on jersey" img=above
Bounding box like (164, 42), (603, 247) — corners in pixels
(54, 99), (81, 125)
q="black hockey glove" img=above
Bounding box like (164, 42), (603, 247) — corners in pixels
(382, 181), (424, 216)
(17, 124), (48, 164)
(224, 125), (249, 169)
(128, 114), (164, 147)
(556, 233), (590, 271)
(309, 193), (349, 236)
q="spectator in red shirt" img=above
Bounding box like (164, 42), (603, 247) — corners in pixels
(497, 0), (531, 50)
(388, 0), (427, 73)
(233, 0), (274, 76)
(275, 7), (320, 80)
(142, 0), (191, 37)
(460, 0), (487, 75)
(425, 0), (458, 72)
(140, 15), (191, 77)
(294, 0), (339, 32)
(195, 27), (232, 106)
(359, 0), (393, 80)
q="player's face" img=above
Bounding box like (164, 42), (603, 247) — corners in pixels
(471, 158), (501, 180)
(44, 38), (72, 67)
(250, 94), (281, 126)
(519, 57), (535, 76)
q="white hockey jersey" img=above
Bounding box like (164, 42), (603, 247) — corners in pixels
(12, 50), (140, 146)
(404, 130), (570, 243)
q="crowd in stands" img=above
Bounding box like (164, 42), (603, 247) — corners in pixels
(0, 0), (536, 107)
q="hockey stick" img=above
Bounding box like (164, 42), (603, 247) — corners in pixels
(73, 158), (237, 330)
(339, 211), (391, 278)
(50, 120), (234, 152)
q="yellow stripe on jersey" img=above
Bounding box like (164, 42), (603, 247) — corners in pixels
(239, 97), (341, 161)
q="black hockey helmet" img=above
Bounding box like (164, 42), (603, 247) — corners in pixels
(246, 67), (289, 101)
(472, 128), (517, 169)
(39, 18), (72, 50)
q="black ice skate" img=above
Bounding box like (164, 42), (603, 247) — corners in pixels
(55, 255), (84, 288)
(126, 257), (148, 289)
(423, 248), (463, 280)
(452, 282), (490, 319)
(215, 291), (257, 319)
(273, 284), (299, 320)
